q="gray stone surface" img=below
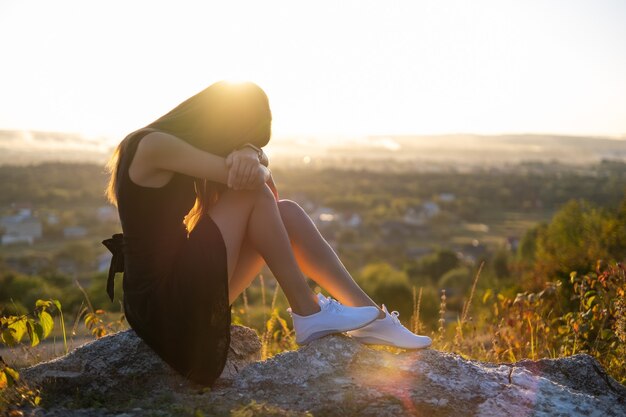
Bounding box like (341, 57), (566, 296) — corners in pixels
(21, 325), (261, 396)
(17, 329), (626, 417)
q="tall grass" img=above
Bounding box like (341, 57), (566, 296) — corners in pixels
(441, 261), (624, 383)
(411, 286), (423, 335)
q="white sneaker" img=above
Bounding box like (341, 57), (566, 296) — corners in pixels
(286, 293), (381, 345)
(345, 304), (432, 349)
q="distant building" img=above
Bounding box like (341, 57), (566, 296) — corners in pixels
(46, 213), (60, 225)
(438, 193), (456, 203)
(339, 212), (362, 228)
(1, 208), (43, 245)
(403, 201), (440, 226)
(1, 208), (32, 224)
(63, 226), (88, 238)
(422, 201), (440, 217)
(97, 205), (119, 223)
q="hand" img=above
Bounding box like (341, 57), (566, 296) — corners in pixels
(225, 148), (269, 190)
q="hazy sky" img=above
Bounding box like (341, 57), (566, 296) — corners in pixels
(1, 0), (625, 141)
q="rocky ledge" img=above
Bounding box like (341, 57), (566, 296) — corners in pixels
(18, 325), (626, 417)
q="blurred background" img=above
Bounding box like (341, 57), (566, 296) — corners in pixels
(0, 0), (625, 381)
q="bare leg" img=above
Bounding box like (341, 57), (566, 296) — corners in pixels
(227, 235), (265, 305)
(278, 199), (385, 318)
(207, 184), (320, 316)
(225, 198), (385, 319)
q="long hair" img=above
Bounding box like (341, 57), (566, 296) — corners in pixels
(105, 80), (272, 234)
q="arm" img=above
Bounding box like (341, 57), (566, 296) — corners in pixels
(134, 131), (269, 187)
(260, 150), (269, 167)
(266, 170), (279, 201)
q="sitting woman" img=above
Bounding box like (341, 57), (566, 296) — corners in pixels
(102, 80), (431, 388)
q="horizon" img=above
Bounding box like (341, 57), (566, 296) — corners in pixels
(1, 128), (625, 147)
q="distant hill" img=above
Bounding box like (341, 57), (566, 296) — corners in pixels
(0, 130), (114, 165)
(267, 133), (626, 170)
(1, 129), (625, 169)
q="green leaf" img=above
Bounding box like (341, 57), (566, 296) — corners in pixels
(3, 366), (19, 384)
(601, 329), (613, 340)
(585, 295), (596, 308)
(33, 322), (44, 343)
(35, 299), (52, 310)
(8, 317), (27, 344)
(85, 313), (97, 328)
(1, 327), (17, 347)
(482, 288), (493, 304)
(0, 369), (7, 389)
(38, 311), (54, 339)
(52, 299), (62, 312)
(26, 320), (42, 347)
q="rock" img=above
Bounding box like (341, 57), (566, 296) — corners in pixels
(21, 325), (261, 404)
(19, 332), (626, 417)
(223, 334), (626, 417)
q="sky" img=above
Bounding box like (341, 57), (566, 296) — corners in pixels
(0, 0), (625, 142)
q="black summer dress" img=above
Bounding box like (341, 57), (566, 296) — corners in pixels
(102, 128), (231, 387)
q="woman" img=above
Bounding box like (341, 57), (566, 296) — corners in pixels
(102, 80), (431, 387)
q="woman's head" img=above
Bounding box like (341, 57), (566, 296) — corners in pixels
(146, 80), (272, 156)
(105, 80), (272, 233)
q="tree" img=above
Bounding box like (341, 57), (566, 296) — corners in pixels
(405, 249), (460, 285)
(357, 262), (413, 321)
(535, 199), (610, 279)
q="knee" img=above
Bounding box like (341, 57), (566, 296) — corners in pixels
(277, 199), (307, 224)
(259, 183), (277, 202)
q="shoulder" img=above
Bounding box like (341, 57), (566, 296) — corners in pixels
(136, 130), (181, 151)
(133, 130), (190, 161)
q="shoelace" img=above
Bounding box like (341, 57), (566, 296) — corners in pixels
(389, 310), (402, 326)
(381, 304), (403, 326)
(321, 296), (344, 313)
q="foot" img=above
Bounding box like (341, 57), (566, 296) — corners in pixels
(345, 304), (432, 349)
(286, 293), (380, 345)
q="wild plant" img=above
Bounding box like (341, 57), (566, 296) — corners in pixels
(0, 299), (65, 412)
